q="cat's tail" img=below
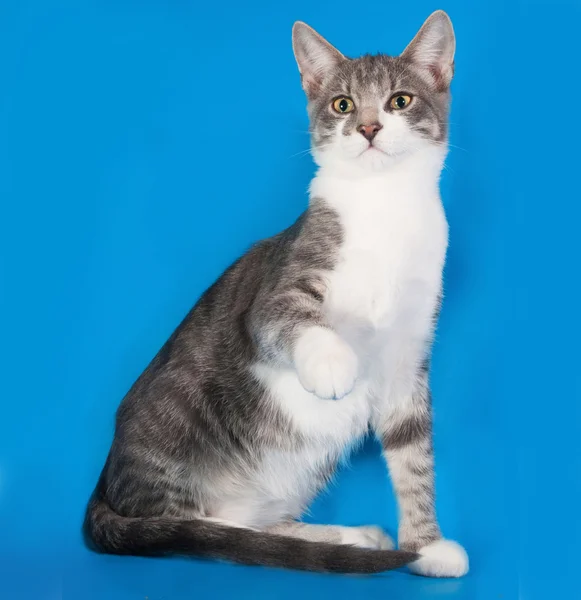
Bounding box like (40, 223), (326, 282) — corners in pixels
(84, 491), (417, 574)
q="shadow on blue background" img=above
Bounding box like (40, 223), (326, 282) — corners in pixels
(0, 1), (579, 599)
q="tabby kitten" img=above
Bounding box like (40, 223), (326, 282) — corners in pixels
(84, 10), (468, 577)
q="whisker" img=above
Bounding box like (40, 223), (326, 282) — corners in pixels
(439, 142), (468, 152)
(441, 161), (456, 175)
(288, 142), (334, 159)
(288, 148), (314, 159)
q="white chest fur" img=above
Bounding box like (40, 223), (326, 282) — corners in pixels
(256, 151), (448, 455)
(312, 152), (448, 363)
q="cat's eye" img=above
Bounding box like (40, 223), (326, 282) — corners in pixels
(332, 97), (355, 114)
(389, 94), (413, 110)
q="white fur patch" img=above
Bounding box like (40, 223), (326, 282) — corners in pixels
(294, 326), (358, 399)
(247, 362), (371, 529)
(252, 362), (371, 446)
(341, 526), (395, 550)
(408, 539), (469, 578)
(313, 147), (448, 392)
(203, 517), (254, 530)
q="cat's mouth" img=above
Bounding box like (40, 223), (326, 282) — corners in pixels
(360, 144), (388, 157)
(360, 143), (407, 160)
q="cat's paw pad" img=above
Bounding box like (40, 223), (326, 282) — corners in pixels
(341, 526), (395, 550)
(294, 328), (358, 400)
(408, 539), (469, 578)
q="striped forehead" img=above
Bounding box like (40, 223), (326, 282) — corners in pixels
(334, 55), (405, 99)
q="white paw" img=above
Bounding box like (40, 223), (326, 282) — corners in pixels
(341, 526), (395, 550)
(294, 327), (358, 400)
(408, 539), (469, 578)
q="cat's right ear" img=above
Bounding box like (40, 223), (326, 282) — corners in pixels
(292, 22), (345, 100)
(400, 11), (455, 91)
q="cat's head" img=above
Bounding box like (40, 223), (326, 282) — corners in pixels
(292, 11), (455, 174)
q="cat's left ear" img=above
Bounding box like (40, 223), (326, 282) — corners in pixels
(292, 22), (346, 100)
(401, 10), (455, 91)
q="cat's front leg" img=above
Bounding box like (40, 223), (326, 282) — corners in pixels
(374, 368), (469, 578)
(250, 275), (357, 400)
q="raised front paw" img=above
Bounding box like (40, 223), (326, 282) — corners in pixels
(408, 539), (469, 578)
(293, 327), (358, 400)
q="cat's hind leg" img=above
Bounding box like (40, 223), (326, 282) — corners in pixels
(266, 521), (394, 550)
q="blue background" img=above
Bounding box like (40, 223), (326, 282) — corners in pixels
(1, 1), (580, 599)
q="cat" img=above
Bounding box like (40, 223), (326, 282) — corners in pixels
(84, 10), (468, 577)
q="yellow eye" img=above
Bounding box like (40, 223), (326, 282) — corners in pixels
(390, 94), (413, 110)
(332, 97), (355, 114)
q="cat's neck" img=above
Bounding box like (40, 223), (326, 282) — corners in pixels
(310, 144), (446, 201)
(309, 145), (447, 221)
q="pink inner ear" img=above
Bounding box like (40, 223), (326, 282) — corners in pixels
(301, 73), (321, 100)
(428, 63), (453, 93)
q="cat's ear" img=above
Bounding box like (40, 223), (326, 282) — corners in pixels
(292, 22), (346, 100)
(401, 10), (455, 91)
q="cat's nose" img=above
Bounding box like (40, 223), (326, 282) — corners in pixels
(357, 123), (383, 142)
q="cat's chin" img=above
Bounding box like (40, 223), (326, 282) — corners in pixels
(358, 146), (407, 168)
(359, 145), (394, 159)
(317, 153), (409, 177)
(314, 149), (406, 176)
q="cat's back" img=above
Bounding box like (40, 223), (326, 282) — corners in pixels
(111, 207), (331, 442)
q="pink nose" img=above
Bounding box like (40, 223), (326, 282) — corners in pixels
(357, 123), (382, 142)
